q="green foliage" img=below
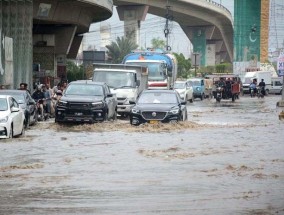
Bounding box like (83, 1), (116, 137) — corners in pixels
(173, 53), (191, 79)
(66, 60), (84, 82)
(151, 37), (166, 49)
(106, 36), (138, 63)
(215, 63), (233, 73)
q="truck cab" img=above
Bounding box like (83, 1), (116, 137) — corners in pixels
(92, 64), (148, 117)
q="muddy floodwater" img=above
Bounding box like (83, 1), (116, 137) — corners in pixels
(1, 95), (284, 215)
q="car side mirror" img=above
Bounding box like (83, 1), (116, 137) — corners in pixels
(106, 93), (113, 97)
(181, 101), (187, 105)
(129, 100), (136, 105)
(11, 107), (20, 112)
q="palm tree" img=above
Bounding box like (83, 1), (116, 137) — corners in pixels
(106, 36), (138, 63)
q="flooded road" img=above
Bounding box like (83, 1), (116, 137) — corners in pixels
(1, 95), (284, 215)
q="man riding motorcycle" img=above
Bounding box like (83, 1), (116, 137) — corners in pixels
(258, 79), (266, 96)
(32, 86), (45, 120)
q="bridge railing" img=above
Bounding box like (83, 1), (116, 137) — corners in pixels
(205, 0), (232, 16)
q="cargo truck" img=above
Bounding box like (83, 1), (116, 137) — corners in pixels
(242, 71), (272, 94)
(92, 64), (148, 117)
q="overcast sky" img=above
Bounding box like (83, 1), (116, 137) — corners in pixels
(84, 0), (284, 58)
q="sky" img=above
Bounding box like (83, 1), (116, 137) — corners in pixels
(83, 0), (284, 59)
(83, 1), (234, 58)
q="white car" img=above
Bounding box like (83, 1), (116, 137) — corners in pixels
(0, 95), (25, 138)
(174, 81), (194, 103)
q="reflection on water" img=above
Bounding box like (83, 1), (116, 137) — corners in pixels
(0, 95), (283, 214)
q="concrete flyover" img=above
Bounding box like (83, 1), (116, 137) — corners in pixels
(113, 0), (233, 65)
(33, 0), (113, 63)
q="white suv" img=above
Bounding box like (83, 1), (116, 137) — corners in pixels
(174, 81), (194, 103)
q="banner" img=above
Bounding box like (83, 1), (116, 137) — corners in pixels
(277, 52), (284, 76)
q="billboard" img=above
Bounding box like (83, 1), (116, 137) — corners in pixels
(277, 52), (284, 76)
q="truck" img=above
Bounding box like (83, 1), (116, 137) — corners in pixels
(122, 49), (177, 90)
(242, 71), (272, 94)
(92, 63), (148, 117)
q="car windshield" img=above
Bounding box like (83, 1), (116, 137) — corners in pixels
(174, 82), (186, 89)
(93, 71), (136, 89)
(65, 84), (104, 96)
(0, 98), (8, 111)
(126, 61), (166, 81)
(188, 80), (200, 86)
(138, 92), (177, 104)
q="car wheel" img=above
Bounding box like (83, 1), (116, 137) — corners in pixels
(200, 94), (204, 100)
(9, 125), (13, 138)
(189, 98), (193, 103)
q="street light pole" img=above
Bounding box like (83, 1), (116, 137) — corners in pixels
(192, 52), (199, 77)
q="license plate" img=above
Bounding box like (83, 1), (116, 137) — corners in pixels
(75, 112), (83, 116)
(149, 120), (158, 124)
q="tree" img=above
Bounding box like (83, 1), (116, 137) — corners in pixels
(106, 36), (138, 63)
(151, 37), (166, 49)
(66, 60), (84, 82)
(173, 53), (191, 79)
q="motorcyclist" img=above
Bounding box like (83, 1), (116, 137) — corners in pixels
(249, 80), (257, 96)
(32, 85), (45, 119)
(258, 79), (266, 96)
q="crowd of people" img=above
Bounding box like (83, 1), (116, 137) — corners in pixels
(19, 81), (67, 119)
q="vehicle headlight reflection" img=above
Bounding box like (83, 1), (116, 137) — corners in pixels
(0, 116), (8, 123)
(58, 100), (67, 106)
(92, 102), (104, 109)
(170, 108), (179, 114)
(131, 108), (140, 114)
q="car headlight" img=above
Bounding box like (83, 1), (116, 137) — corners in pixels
(58, 100), (67, 106)
(131, 108), (140, 114)
(196, 87), (200, 91)
(170, 108), (179, 114)
(125, 97), (136, 104)
(0, 116), (8, 123)
(92, 102), (104, 109)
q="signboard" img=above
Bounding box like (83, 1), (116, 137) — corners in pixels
(277, 52), (284, 76)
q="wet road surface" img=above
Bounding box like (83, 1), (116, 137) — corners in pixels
(0, 95), (284, 215)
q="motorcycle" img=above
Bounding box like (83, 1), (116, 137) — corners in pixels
(250, 87), (256, 97)
(257, 86), (265, 98)
(35, 98), (48, 121)
(215, 86), (222, 102)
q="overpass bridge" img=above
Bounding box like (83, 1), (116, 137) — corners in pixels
(113, 0), (234, 65)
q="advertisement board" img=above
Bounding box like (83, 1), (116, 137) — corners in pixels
(277, 52), (284, 76)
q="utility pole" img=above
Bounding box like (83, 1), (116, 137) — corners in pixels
(164, 5), (173, 52)
(192, 52), (199, 77)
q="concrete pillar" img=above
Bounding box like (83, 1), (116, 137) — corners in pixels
(183, 25), (228, 67)
(116, 5), (149, 47)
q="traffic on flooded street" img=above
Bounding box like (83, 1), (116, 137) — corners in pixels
(0, 95), (283, 215)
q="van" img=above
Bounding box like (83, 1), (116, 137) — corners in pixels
(270, 77), (283, 94)
(187, 78), (205, 100)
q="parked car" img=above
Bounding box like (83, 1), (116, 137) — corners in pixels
(0, 95), (25, 138)
(187, 78), (206, 100)
(55, 80), (117, 123)
(174, 80), (194, 103)
(129, 90), (187, 126)
(0, 90), (38, 128)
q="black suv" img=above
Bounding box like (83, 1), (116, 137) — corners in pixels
(55, 81), (117, 123)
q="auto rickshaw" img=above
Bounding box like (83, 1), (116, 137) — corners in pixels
(210, 74), (241, 102)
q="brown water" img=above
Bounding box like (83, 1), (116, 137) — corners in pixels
(0, 95), (283, 215)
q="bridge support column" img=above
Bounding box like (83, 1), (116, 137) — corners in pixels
(183, 26), (229, 67)
(33, 26), (77, 85)
(116, 5), (149, 47)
